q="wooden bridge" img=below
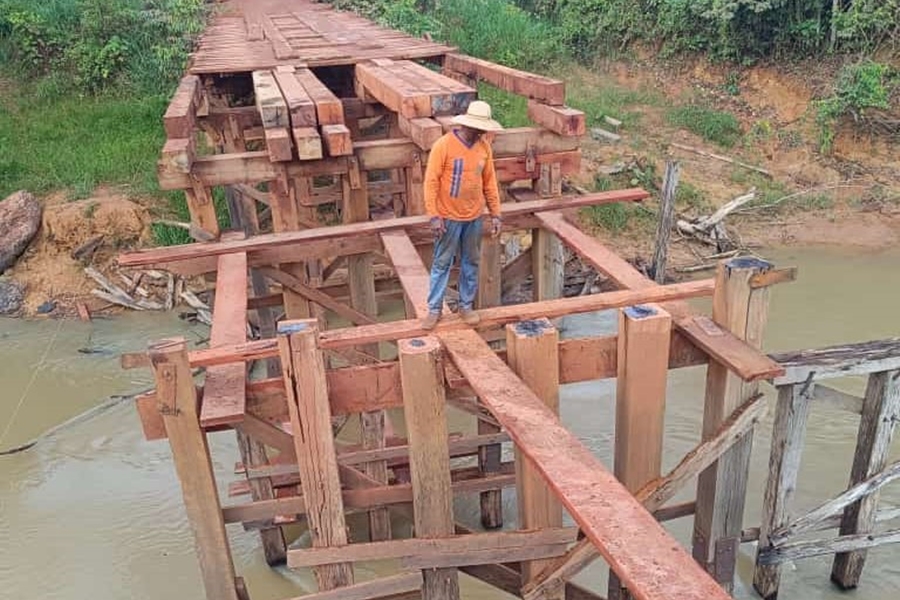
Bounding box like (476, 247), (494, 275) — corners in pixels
(118, 2), (900, 600)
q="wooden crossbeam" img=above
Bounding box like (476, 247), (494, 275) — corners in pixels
(527, 101), (586, 137)
(770, 338), (900, 385)
(159, 137), (195, 176)
(259, 267), (376, 325)
(200, 251), (248, 428)
(293, 127), (324, 161)
(535, 211), (784, 382)
(284, 572), (422, 600)
(442, 54), (565, 105)
(164, 74), (201, 138)
(757, 528), (900, 566)
(398, 116), (443, 150)
(287, 528), (577, 569)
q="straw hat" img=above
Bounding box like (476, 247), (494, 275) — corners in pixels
(452, 100), (503, 132)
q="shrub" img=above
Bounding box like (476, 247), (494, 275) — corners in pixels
(816, 61), (895, 153)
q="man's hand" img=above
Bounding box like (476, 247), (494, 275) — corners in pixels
(490, 216), (502, 238)
(430, 216), (446, 239)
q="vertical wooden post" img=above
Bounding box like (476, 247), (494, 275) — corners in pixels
(277, 320), (354, 590)
(341, 172), (391, 542)
(651, 161), (679, 283)
(270, 171), (311, 319)
(185, 183), (221, 240)
(608, 304), (671, 600)
(533, 163), (564, 301)
(399, 336), (461, 600)
(149, 338), (239, 600)
(693, 258), (773, 590)
(831, 368), (900, 588)
(507, 318), (563, 594)
(753, 384), (813, 599)
(406, 151), (426, 215)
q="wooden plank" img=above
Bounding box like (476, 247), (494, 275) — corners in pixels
(770, 338), (900, 386)
(288, 528), (577, 568)
(273, 66), (318, 127)
(285, 573), (423, 600)
(401, 544), (570, 570)
(120, 190), (649, 268)
(356, 61), (432, 118)
(277, 320), (353, 590)
(758, 528), (900, 566)
(164, 74), (200, 138)
(495, 151), (581, 183)
(381, 231), (431, 318)
(159, 137), (195, 175)
(535, 211), (784, 382)
(439, 329), (732, 600)
(322, 124), (353, 156)
(753, 384), (813, 599)
(400, 336), (461, 600)
(527, 101), (585, 137)
(693, 259), (772, 589)
(200, 251), (249, 427)
(443, 54), (565, 105)
(295, 67), (345, 125)
(149, 340), (239, 600)
(259, 267), (376, 325)
(293, 127), (324, 160)
(253, 70), (289, 128)
(265, 127), (293, 162)
(398, 116), (443, 150)
(236, 413), (296, 459)
(831, 369), (900, 588)
(507, 319), (563, 592)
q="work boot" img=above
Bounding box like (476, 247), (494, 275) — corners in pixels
(421, 312), (441, 330)
(459, 308), (480, 326)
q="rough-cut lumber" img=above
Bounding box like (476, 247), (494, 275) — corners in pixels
(535, 211), (784, 382)
(294, 67), (345, 125)
(200, 251), (249, 427)
(381, 231), (431, 318)
(443, 54), (565, 105)
(236, 412), (295, 459)
(292, 127), (324, 160)
(264, 127), (293, 162)
(398, 116), (443, 150)
(288, 528), (577, 568)
(149, 339), (239, 600)
(400, 336), (460, 600)
(527, 101), (586, 137)
(753, 384), (813, 599)
(164, 74), (201, 138)
(159, 137), (195, 175)
(355, 61), (432, 118)
(495, 150), (580, 183)
(322, 124), (353, 156)
(522, 541), (596, 600)
(120, 190), (648, 267)
(507, 319), (563, 593)
(277, 320), (353, 590)
(253, 70), (289, 128)
(396, 60), (476, 115)
(832, 369), (900, 588)
(184, 185), (220, 240)
(770, 338), (900, 386)
(757, 528), (900, 566)
(439, 328), (732, 600)
(259, 267), (376, 326)
(285, 573), (423, 600)
(273, 66), (317, 127)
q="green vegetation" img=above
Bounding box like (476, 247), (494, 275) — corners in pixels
(816, 61), (897, 152)
(666, 105), (743, 148)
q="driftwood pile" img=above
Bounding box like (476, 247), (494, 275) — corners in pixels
(83, 266), (211, 324)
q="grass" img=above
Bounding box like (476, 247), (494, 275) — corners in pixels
(567, 73), (667, 129)
(666, 104), (742, 147)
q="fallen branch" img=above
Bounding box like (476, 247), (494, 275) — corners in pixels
(85, 267), (163, 311)
(671, 142), (771, 178)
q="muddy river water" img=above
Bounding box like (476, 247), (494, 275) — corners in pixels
(1, 245), (899, 600)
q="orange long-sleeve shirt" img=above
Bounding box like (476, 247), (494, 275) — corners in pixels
(424, 131), (501, 221)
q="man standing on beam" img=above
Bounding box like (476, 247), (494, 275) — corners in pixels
(422, 100), (504, 330)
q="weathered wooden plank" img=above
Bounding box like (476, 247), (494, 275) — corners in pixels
(443, 54), (565, 105)
(293, 127), (324, 160)
(253, 70), (289, 128)
(184, 185), (220, 240)
(285, 572), (423, 600)
(273, 66), (318, 127)
(322, 124), (353, 156)
(287, 528), (577, 568)
(356, 61), (432, 118)
(400, 336), (460, 600)
(381, 231), (431, 318)
(259, 267), (376, 325)
(770, 338), (900, 386)
(401, 544), (570, 570)
(527, 101), (586, 137)
(398, 116), (443, 150)
(758, 528), (900, 566)
(295, 68), (345, 125)
(164, 74), (201, 138)
(277, 320), (353, 590)
(535, 211), (784, 382)
(439, 328), (733, 600)
(159, 137), (195, 175)
(831, 369), (900, 588)
(265, 127), (293, 162)
(149, 340), (239, 600)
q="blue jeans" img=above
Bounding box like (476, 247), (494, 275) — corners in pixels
(427, 218), (483, 314)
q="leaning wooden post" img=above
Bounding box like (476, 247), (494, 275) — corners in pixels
(277, 320), (354, 590)
(148, 338), (239, 600)
(399, 336), (461, 600)
(753, 383), (813, 599)
(608, 304), (672, 600)
(831, 368), (900, 588)
(506, 318), (563, 595)
(693, 257), (773, 590)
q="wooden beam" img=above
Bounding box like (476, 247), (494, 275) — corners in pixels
(770, 338), (900, 386)
(259, 267), (376, 325)
(527, 101), (586, 137)
(295, 68), (345, 125)
(693, 259), (772, 589)
(355, 61), (432, 118)
(753, 384), (813, 599)
(293, 127), (324, 161)
(149, 339), (238, 600)
(443, 54), (565, 105)
(758, 528), (900, 566)
(277, 320), (353, 590)
(381, 231), (431, 318)
(535, 211), (784, 382)
(253, 70), (289, 128)
(288, 528), (577, 568)
(400, 336), (461, 600)
(507, 319), (563, 593)
(831, 369), (900, 588)
(285, 573), (423, 600)
(159, 137), (195, 176)
(184, 185), (220, 240)
(398, 116), (443, 150)
(164, 74), (200, 138)
(323, 124), (353, 156)
(273, 66), (317, 127)
(439, 329), (732, 600)
(264, 127), (293, 162)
